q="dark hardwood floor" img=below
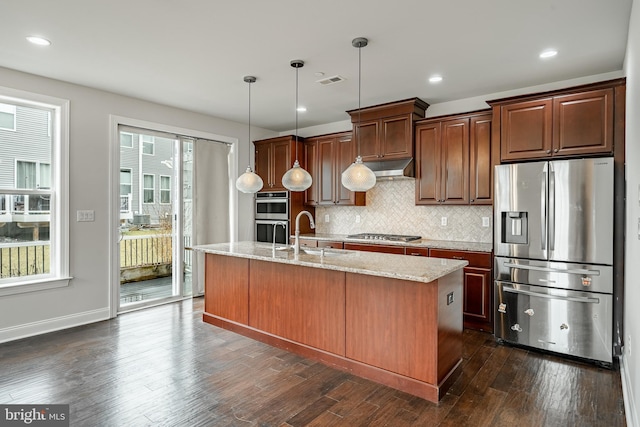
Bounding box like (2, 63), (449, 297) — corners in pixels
(0, 298), (626, 426)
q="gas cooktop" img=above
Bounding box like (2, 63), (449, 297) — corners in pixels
(346, 233), (422, 242)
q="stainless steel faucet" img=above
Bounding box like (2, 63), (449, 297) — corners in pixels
(293, 211), (315, 256)
(272, 221), (286, 250)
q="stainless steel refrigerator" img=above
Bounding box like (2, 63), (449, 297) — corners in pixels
(494, 157), (614, 365)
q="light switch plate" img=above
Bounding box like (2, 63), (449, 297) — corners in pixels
(441, 217), (447, 226)
(324, 214), (330, 223)
(355, 215), (361, 223)
(77, 210), (95, 222)
(482, 217), (490, 227)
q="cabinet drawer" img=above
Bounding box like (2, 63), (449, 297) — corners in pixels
(297, 238), (318, 248)
(318, 240), (344, 249)
(344, 243), (405, 255)
(405, 247), (429, 257)
(428, 249), (492, 268)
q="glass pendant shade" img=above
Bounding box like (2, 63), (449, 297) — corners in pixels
(236, 166), (264, 193)
(282, 159), (312, 191)
(341, 156), (376, 192)
(235, 75), (263, 193)
(282, 59), (312, 192)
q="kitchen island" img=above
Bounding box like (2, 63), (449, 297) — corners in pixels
(193, 241), (467, 402)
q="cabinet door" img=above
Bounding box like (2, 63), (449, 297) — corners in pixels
(254, 142), (272, 189)
(336, 134), (365, 205)
(318, 137), (336, 205)
(462, 267), (492, 332)
(381, 115), (412, 159)
(501, 98), (553, 161)
(415, 122), (442, 204)
(204, 254), (249, 325)
(304, 139), (318, 205)
(441, 118), (469, 204)
(553, 88), (614, 156)
(271, 139), (293, 191)
(355, 120), (380, 161)
(469, 114), (492, 204)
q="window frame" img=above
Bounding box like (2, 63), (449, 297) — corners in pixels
(143, 173), (155, 204)
(15, 159), (51, 190)
(0, 102), (17, 131)
(120, 131), (134, 148)
(142, 135), (155, 155)
(0, 88), (70, 296)
(159, 175), (171, 205)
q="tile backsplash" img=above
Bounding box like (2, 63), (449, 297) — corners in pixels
(315, 180), (493, 243)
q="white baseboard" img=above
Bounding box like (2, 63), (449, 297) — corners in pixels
(0, 307), (111, 344)
(621, 352), (639, 427)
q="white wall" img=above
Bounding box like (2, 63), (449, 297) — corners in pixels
(624, 0), (640, 425)
(0, 66), (276, 342)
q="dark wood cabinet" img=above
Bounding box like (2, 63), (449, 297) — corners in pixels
(405, 247), (429, 257)
(343, 242), (405, 255)
(429, 248), (493, 332)
(416, 111), (491, 205)
(347, 98), (428, 161)
(317, 240), (344, 249)
(254, 135), (304, 191)
(491, 82), (620, 162)
(304, 132), (365, 206)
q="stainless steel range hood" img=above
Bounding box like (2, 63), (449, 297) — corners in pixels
(362, 158), (414, 180)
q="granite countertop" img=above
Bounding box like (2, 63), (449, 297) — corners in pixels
(298, 233), (493, 253)
(193, 241), (467, 284)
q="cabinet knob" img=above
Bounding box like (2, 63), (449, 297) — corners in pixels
(470, 199), (475, 202)
(546, 150), (551, 154)
(554, 148), (559, 153)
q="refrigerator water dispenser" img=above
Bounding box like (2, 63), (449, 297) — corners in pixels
(501, 211), (528, 244)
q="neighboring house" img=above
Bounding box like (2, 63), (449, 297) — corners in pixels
(0, 102), (51, 242)
(119, 131), (178, 227)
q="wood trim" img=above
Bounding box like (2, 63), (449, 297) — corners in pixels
(346, 97), (429, 122)
(202, 312), (461, 402)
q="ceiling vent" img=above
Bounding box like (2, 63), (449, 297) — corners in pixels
(316, 75), (346, 85)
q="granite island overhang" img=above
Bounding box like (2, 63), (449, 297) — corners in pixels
(193, 241), (468, 402)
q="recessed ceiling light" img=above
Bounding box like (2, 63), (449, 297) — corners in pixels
(429, 75), (443, 83)
(297, 106), (307, 112)
(539, 49), (558, 59)
(26, 36), (51, 46)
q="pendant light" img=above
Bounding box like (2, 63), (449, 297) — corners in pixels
(235, 76), (264, 193)
(341, 37), (376, 192)
(281, 60), (313, 192)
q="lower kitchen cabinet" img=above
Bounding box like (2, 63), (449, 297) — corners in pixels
(343, 242), (406, 255)
(317, 240), (344, 249)
(429, 248), (493, 332)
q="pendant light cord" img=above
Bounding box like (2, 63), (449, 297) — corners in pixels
(295, 64), (299, 161)
(248, 79), (251, 148)
(357, 43), (362, 157)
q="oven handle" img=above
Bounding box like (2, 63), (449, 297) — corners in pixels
(502, 262), (600, 276)
(502, 285), (600, 304)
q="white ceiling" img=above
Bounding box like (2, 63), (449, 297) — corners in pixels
(1, 0), (633, 132)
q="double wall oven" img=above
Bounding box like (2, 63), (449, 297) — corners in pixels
(255, 191), (289, 245)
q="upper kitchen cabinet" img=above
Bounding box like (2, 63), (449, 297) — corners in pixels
(489, 79), (625, 162)
(254, 135), (304, 191)
(304, 132), (365, 206)
(415, 110), (492, 205)
(347, 98), (429, 161)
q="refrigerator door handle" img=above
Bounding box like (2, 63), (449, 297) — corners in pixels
(541, 169), (547, 251)
(502, 261), (601, 276)
(549, 166), (555, 251)
(502, 285), (600, 304)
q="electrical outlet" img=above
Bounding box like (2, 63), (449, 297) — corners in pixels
(77, 210), (95, 222)
(324, 214), (330, 223)
(482, 217), (490, 227)
(447, 292), (454, 305)
(355, 215), (361, 223)
(441, 217), (447, 226)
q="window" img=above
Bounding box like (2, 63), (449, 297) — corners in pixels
(16, 160), (50, 189)
(143, 174), (155, 203)
(142, 135), (154, 155)
(0, 91), (69, 294)
(120, 169), (132, 196)
(160, 175), (171, 204)
(0, 103), (16, 131)
(120, 132), (133, 148)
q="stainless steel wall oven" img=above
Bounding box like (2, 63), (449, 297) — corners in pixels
(255, 192), (289, 245)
